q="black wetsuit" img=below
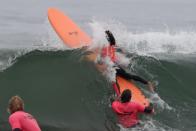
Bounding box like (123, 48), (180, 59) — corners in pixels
(116, 67), (148, 85)
(105, 30), (148, 85)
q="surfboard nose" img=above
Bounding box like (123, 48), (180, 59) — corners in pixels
(48, 8), (91, 48)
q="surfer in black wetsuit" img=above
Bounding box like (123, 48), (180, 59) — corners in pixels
(100, 30), (154, 93)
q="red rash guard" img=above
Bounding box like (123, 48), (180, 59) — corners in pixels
(112, 101), (145, 127)
(101, 45), (116, 62)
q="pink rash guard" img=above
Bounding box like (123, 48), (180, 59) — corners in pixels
(112, 101), (145, 127)
(9, 111), (41, 131)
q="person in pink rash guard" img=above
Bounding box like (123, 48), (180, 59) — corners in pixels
(7, 95), (41, 131)
(112, 89), (153, 128)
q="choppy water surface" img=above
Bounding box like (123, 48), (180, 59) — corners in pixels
(0, 0), (196, 130)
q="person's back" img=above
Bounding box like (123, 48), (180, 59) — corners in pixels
(112, 101), (145, 127)
(9, 111), (41, 131)
(8, 95), (41, 131)
(111, 89), (153, 128)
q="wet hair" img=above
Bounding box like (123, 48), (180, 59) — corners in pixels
(8, 95), (24, 114)
(105, 30), (116, 45)
(121, 89), (132, 103)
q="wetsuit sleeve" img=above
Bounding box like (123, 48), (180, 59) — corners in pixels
(105, 30), (116, 45)
(129, 74), (148, 84)
(13, 128), (21, 131)
(9, 116), (22, 130)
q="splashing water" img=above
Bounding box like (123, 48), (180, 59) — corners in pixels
(89, 19), (196, 57)
(118, 119), (182, 131)
(149, 93), (173, 111)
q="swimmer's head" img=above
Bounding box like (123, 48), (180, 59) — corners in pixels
(121, 89), (132, 103)
(8, 95), (24, 114)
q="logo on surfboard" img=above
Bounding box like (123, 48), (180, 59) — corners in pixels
(68, 31), (78, 36)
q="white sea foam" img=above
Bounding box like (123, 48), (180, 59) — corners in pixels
(0, 20), (69, 71)
(2, 19), (196, 73)
(119, 119), (181, 131)
(0, 49), (29, 71)
(89, 19), (196, 57)
(150, 93), (173, 111)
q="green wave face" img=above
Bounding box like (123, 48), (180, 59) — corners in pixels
(0, 50), (196, 131)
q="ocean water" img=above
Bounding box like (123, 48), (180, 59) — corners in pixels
(0, 0), (196, 131)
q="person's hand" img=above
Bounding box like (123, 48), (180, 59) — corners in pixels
(148, 81), (155, 93)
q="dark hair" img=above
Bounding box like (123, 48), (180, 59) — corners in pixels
(105, 30), (116, 45)
(121, 89), (132, 103)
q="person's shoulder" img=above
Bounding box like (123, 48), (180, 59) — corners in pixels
(9, 112), (19, 122)
(9, 111), (26, 119)
(112, 100), (120, 104)
(129, 101), (143, 107)
(9, 111), (18, 118)
(112, 100), (121, 107)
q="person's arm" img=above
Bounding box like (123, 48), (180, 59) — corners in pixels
(137, 103), (154, 114)
(144, 103), (154, 113)
(9, 115), (22, 131)
(112, 82), (120, 97)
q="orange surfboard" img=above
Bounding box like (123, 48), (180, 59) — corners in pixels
(117, 76), (149, 106)
(48, 8), (149, 107)
(48, 8), (91, 48)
